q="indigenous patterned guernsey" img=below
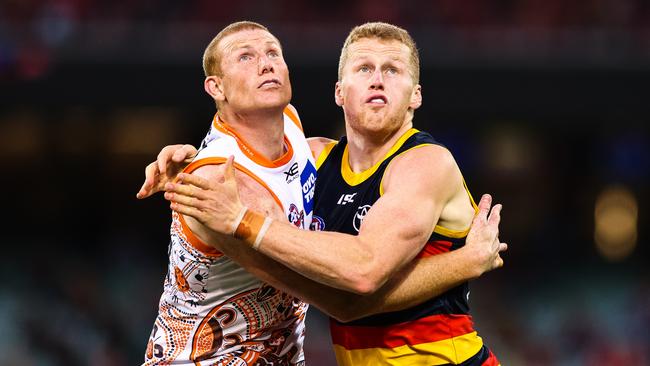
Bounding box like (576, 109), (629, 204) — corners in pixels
(312, 128), (499, 366)
(144, 106), (317, 366)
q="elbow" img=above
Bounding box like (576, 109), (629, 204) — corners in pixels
(346, 266), (387, 296)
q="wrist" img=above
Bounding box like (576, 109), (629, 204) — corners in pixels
(232, 207), (273, 250)
(457, 245), (485, 279)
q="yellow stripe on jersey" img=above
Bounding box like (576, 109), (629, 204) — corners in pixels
(333, 331), (483, 366)
(341, 128), (419, 186)
(315, 141), (337, 170)
(433, 178), (479, 238)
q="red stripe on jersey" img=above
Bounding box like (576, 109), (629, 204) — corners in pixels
(483, 349), (500, 366)
(330, 313), (476, 350)
(416, 240), (453, 258)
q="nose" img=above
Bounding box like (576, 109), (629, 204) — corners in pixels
(258, 54), (274, 75)
(369, 69), (384, 90)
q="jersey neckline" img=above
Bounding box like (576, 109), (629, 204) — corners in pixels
(340, 128), (419, 186)
(212, 114), (294, 168)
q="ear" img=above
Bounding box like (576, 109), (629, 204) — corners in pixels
(409, 84), (422, 110)
(205, 76), (225, 103)
(334, 81), (344, 107)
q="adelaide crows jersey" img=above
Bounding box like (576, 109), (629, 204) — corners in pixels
(312, 128), (499, 366)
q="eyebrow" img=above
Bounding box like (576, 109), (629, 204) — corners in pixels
(231, 40), (280, 51)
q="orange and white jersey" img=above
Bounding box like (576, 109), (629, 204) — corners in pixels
(144, 106), (316, 366)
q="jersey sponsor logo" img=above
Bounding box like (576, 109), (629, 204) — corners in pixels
(300, 161), (317, 215)
(288, 203), (305, 228)
(284, 162), (299, 183)
(310, 215), (325, 231)
(353, 205), (372, 232)
(337, 193), (357, 205)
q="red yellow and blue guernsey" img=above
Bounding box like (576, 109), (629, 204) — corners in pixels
(311, 128), (500, 366)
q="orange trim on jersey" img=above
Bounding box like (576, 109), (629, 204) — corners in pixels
(416, 240), (453, 258)
(211, 114), (294, 168)
(330, 313), (476, 350)
(284, 104), (303, 131)
(177, 157), (284, 258)
(177, 213), (223, 258)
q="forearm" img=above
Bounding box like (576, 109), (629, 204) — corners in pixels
(257, 220), (383, 294)
(349, 248), (481, 317)
(200, 229), (367, 321)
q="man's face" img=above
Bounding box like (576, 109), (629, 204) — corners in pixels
(335, 38), (421, 137)
(215, 29), (291, 114)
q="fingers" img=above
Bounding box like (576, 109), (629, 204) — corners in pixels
(136, 162), (159, 199)
(494, 255), (504, 269)
(475, 194), (492, 222)
(170, 201), (205, 222)
(488, 204), (502, 226)
(223, 156), (236, 183)
(172, 144), (198, 163)
(165, 182), (206, 201)
(499, 242), (508, 252)
(176, 173), (211, 190)
(165, 190), (199, 207)
(157, 145), (183, 175)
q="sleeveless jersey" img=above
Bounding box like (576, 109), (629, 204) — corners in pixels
(312, 128), (499, 366)
(144, 106), (317, 366)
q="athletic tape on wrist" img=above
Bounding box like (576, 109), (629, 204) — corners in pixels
(230, 206), (248, 235)
(253, 217), (273, 250)
(233, 208), (272, 250)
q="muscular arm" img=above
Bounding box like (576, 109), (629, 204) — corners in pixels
(169, 146), (493, 294)
(241, 145), (461, 294)
(179, 162), (503, 322)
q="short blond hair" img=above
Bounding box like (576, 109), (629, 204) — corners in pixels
(202, 21), (280, 77)
(338, 22), (420, 84)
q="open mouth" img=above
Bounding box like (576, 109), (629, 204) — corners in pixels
(366, 94), (387, 105)
(258, 79), (281, 88)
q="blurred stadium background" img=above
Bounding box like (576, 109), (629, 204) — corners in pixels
(1, 1), (649, 365)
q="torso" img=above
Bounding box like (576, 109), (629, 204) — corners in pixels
(313, 128), (492, 366)
(144, 107), (315, 366)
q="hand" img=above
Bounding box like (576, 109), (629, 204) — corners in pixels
(164, 156), (244, 235)
(464, 194), (508, 276)
(136, 144), (198, 199)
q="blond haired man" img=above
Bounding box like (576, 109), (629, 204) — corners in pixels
(143, 21), (505, 365)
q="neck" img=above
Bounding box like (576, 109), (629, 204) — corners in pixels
(345, 121), (413, 172)
(217, 108), (286, 160)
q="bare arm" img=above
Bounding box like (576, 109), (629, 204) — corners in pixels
(167, 146), (482, 294)
(174, 161), (505, 322)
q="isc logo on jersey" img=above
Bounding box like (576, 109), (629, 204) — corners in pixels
(300, 161), (316, 215)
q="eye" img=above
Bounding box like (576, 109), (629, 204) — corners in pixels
(239, 54), (252, 62)
(268, 50), (280, 58)
(386, 67), (398, 75)
(359, 65), (370, 73)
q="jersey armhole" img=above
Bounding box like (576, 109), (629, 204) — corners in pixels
(315, 141), (338, 170)
(432, 177), (478, 238)
(178, 157), (285, 257)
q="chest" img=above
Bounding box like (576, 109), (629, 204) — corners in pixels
(312, 167), (384, 235)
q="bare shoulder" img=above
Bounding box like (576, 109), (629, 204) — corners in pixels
(382, 144), (462, 196)
(307, 136), (336, 159)
(192, 164), (284, 219)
